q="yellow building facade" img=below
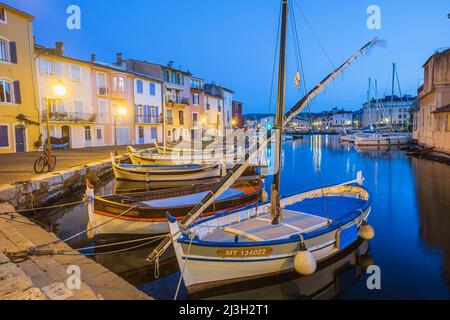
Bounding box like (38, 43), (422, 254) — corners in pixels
(0, 3), (40, 153)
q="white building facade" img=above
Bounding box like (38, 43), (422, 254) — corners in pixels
(133, 76), (163, 144)
(35, 52), (95, 149)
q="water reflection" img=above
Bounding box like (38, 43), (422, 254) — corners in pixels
(30, 135), (450, 299)
(412, 158), (450, 283)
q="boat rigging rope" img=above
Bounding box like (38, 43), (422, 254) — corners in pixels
(267, 1), (282, 114)
(289, 0), (330, 222)
(6, 204), (139, 261)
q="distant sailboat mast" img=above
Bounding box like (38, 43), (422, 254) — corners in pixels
(271, 0), (289, 225)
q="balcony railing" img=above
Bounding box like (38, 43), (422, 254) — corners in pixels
(135, 115), (161, 124)
(42, 111), (97, 123)
(165, 96), (190, 105)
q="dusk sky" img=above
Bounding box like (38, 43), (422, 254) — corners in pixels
(4, 0), (450, 114)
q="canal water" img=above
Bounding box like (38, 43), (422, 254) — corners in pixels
(34, 135), (450, 300)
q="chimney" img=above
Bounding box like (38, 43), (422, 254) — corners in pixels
(117, 53), (123, 65)
(55, 42), (64, 56)
(90, 54), (96, 62)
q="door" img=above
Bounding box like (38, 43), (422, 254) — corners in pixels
(84, 126), (92, 148)
(14, 125), (26, 152)
(138, 126), (145, 144)
(61, 125), (71, 148)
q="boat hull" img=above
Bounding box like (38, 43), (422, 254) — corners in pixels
(112, 162), (222, 182)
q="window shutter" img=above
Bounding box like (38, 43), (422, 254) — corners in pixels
(155, 106), (159, 119)
(13, 81), (21, 104)
(9, 42), (17, 64)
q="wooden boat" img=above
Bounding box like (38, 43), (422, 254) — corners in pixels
(150, 0), (377, 296)
(111, 154), (225, 182)
(85, 179), (265, 237)
(128, 145), (250, 166)
(354, 132), (410, 146)
(155, 141), (230, 154)
(113, 167), (266, 194)
(167, 174), (372, 293)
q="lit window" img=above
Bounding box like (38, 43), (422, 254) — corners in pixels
(0, 79), (12, 103)
(96, 128), (102, 140)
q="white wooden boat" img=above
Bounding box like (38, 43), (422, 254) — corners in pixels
(354, 133), (410, 146)
(167, 174), (372, 293)
(111, 154), (224, 182)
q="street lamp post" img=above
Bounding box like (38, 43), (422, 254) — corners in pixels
(46, 82), (67, 172)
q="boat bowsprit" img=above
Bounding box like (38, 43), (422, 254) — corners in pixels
(167, 172), (372, 293)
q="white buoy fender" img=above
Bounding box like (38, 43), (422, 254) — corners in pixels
(261, 190), (269, 202)
(294, 243), (317, 276)
(359, 221), (375, 240)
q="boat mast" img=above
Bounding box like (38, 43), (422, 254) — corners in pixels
(271, 0), (288, 225)
(390, 62), (396, 129)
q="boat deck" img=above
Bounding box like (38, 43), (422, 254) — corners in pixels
(141, 188), (244, 208)
(202, 196), (367, 243)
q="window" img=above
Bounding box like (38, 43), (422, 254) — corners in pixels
(39, 59), (58, 77)
(163, 70), (170, 82)
(98, 99), (108, 123)
(73, 100), (84, 119)
(166, 109), (173, 124)
(179, 110), (184, 125)
(149, 83), (156, 96)
(136, 80), (143, 94)
(113, 76), (126, 92)
(138, 126), (144, 140)
(0, 125), (9, 147)
(0, 8), (6, 24)
(192, 93), (200, 105)
(0, 79), (12, 103)
(167, 130), (171, 137)
(84, 126), (91, 141)
(192, 112), (198, 126)
(151, 127), (157, 139)
(70, 64), (82, 81)
(96, 128), (102, 140)
(97, 73), (107, 95)
(0, 40), (8, 62)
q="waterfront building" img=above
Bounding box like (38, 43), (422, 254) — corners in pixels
(413, 48), (450, 153)
(35, 43), (98, 149)
(232, 100), (243, 129)
(361, 95), (416, 128)
(160, 63), (191, 142)
(287, 115), (310, 131)
(352, 109), (363, 128)
(0, 3), (40, 153)
(204, 83), (234, 137)
(311, 107), (353, 131)
(190, 77), (204, 140)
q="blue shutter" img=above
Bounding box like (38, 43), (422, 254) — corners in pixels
(13, 81), (21, 104)
(9, 42), (17, 64)
(151, 127), (157, 139)
(0, 126), (9, 147)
